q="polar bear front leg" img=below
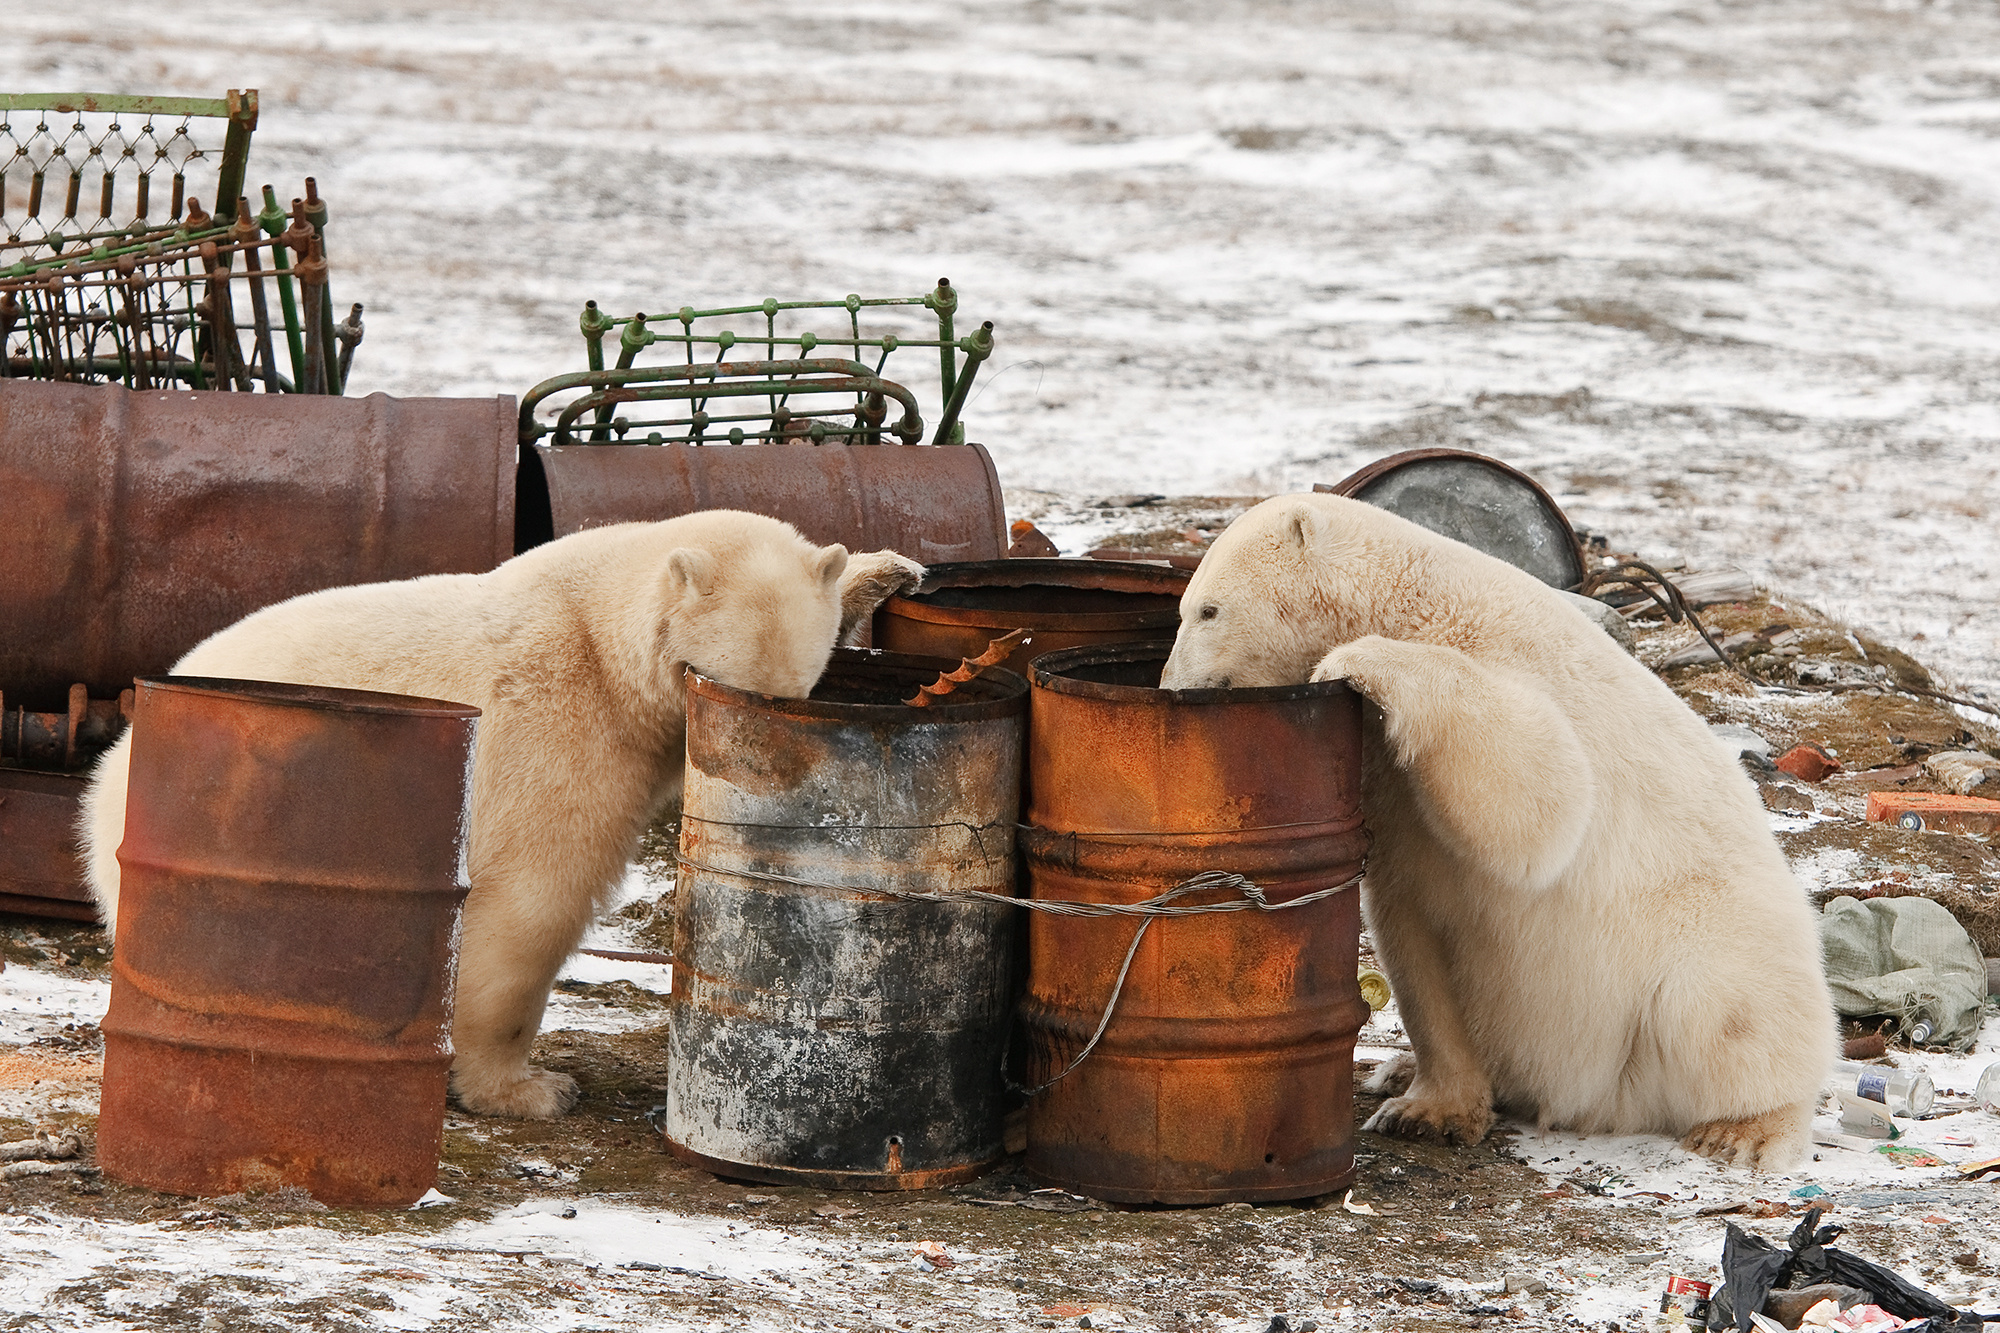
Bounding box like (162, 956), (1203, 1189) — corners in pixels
(1359, 886), (1495, 1145)
(1311, 635), (1594, 893)
(445, 885), (588, 1119)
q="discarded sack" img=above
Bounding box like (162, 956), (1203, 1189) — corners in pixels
(1709, 1207), (1989, 1332)
(1819, 896), (1987, 1050)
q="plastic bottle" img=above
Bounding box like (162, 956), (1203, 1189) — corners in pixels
(1976, 1062), (2000, 1114)
(1835, 1061), (1934, 1117)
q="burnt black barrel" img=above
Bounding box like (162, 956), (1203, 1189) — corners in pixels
(664, 648), (1027, 1189)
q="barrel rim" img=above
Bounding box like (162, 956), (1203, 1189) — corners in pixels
(885, 557), (1189, 632)
(137, 675), (482, 720)
(1028, 643), (1354, 705)
(688, 646), (1028, 721)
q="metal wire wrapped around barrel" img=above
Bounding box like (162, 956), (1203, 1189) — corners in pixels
(1020, 643), (1370, 1205)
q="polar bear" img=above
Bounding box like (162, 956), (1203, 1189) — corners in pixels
(1160, 493), (1835, 1169)
(82, 511), (924, 1119)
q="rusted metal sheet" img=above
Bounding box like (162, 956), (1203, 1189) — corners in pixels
(97, 676), (478, 1207)
(873, 558), (1189, 677)
(0, 378), (517, 712)
(0, 769), (95, 920)
(1020, 643), (1369, 1205)
(1317, 448), (1586, 590)
(517, 441), (1007, 565)
(664, 648), (1026, 1190)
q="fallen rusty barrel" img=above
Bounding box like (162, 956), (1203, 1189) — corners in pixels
(1020, 643), (1369, 1205)
(517, 441), (1008, 565)
(665, 648), (1026, 1189)
(873, 558), (1190, 677)
(97, 677), (478, 1207)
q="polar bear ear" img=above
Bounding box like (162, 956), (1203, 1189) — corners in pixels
(665, 548), (716, 600)
(1284, 504), (1318, 550)
(813, 543), (850, 591)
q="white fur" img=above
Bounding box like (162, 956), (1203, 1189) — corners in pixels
(1161, 494), (1836, 1170)
(81, 511), (924, 1119)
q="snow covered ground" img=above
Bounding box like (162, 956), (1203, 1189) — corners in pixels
(5, 0), (1998, 695)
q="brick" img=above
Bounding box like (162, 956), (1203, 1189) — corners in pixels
(1865, 791), (2000, 836)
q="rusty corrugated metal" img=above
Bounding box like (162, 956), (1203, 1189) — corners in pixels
(517, 442), (1007, 564)
(1020, 643), (1369, 1205)
(873, 558), (1189, 677)
(0, 379), (517, 712)
(97, 676), (477, 1207)
(664, 648), (1026, 1190)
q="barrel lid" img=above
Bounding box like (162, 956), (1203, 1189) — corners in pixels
(136, 675), (482, 720)
(1316, 448), (1586, 590)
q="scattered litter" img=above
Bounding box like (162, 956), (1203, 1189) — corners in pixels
(1776, 742), (1843, 783)
(1957, 1157), (2000, 1180)
(1658, 1273), (1712, 1327)
(912, 1240), (955, 1271)
(1007, 519), (1061, 558)
(1340, 1191), (1378, 1216)
(1865, 791), (2000, 837)
(1821, 896), (1988, 1049)
(1874, 1144), (1948, 1168)
(408, 1188), (456, 1209)
(1712, 1206), (1981, 1331)
(1356, 967), (1391, 1011)
(1265, 1316), (1318, 1332)
(1836, 1190), (1949, 1210)
(1792, 1185), (1830, 1199)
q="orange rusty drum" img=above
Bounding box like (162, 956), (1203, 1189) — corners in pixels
(1020, 644), (1369, 1204)
(873, 558), (1189, 677)
(97, 677), (478, 1207)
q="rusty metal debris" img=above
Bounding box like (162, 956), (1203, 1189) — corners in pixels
(96, 676), (479, 1207)
(904, 629), (1028, 706)
(1018, 643), (1370, 1205)
(512, 282), (1007, 562)
(0, 379), (514, 919)
(1, 92), (356, 393)
(874, 559), (1190, 678)
(665, 649), (1027, 1190)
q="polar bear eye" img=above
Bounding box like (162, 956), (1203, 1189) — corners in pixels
(1199, 605), (1219, 621)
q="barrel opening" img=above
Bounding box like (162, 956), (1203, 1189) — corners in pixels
(916, 583), (1180, 616)
(1047, 655), (1166, 690)
(811, 657), (1023, 708)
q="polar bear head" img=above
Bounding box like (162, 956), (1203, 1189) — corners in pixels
(660, 525), (850, 701)
(1160, 493), (1452, 691)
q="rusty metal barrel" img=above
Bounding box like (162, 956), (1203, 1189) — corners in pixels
(665, 648), (1026, 1189)
(1019, 643), (1369, 1205)
(873, 558), (1190, 677)
(97, 677), (479, 1207)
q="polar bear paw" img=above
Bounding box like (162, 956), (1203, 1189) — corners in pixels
(1680, 1103), (1810, 1171)
(1363, 1086), (1494, 1146)
(451, 1065), (581, 1120)
(1363, 1051), (1417, 1096)
(838, 551), (927, 643)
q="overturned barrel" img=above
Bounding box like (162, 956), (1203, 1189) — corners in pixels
(98, 677), (478, 1207)
(873, 558), (1188, 676)
(1021, 644), (1369, 1204)
(665, 648), (1026, 1189)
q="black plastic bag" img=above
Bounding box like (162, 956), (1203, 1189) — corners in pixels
(1707, 1207), (1988, 1332)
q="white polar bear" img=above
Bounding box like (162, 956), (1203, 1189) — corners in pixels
(82, 511), (924, 1119)
(1161, 493), (1835, 1170)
